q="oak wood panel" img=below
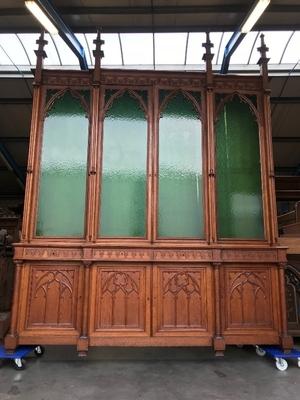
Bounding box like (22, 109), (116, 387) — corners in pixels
(89, 264), (150, 337)
(153, 265), (212, 336)
(221, 265), (278, 332)
(21, 264), (82, 332)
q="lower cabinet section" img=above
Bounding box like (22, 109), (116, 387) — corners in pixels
(5, 260), (291, 351)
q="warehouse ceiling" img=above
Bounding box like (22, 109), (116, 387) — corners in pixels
(0, 1), (300, 207)
(1, 0), (300, 33)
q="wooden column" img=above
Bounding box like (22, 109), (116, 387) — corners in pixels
(258, 34), (277, 244)
(203, 33), (216, 243)
(278, 262), (293, 351)
(77, 260), (92, 356)
(88, 31), (104, 242)
(4, 261), (23, 351)
(22, 32), (47, 242)
(212, 250), (225, 355)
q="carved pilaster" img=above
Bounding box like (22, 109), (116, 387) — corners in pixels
(212, 262), (225, 356)
(77, 261), (92, 356)
(257, 34), (278, 244)
(278, 262), (293, 351)
(21, 33), (47, 242)
(4, 261), (23, 352)
(203, 33), (216, 243)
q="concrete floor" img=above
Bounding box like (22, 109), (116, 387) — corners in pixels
(0, 345), (300, 400)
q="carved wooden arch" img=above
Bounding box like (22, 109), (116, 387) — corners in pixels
(230, 272), (266, 299)
(159, 89), (202, 121)
(285, 264), (300, 292)
(44, 87), (90, 120)
(103, 88), (148, 120)
(215, 92), (261, 126)
(34, 270), (73, 297)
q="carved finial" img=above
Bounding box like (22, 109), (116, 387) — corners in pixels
(34, 31), (48, 84)
(93, 29), (105, 83)
(202, 32), (214, 84)
(257, 33), (270, 89)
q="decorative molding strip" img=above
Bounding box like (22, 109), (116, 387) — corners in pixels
(101, 75), (205, 88)
(214, 79), (260, 91)
(16, 246), (280, 263)
(221, 250), (277, 262)
(43, 74), (91, 87)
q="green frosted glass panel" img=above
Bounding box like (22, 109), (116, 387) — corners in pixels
(158, 93), (203, 238)
(36, 91), (89, 237)
(99, 92), (147, 237)
(216, 97), (264, 239)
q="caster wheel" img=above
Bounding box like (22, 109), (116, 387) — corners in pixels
(13, 358), (25, 370)
(275, 358), (288, 371)
(256, 346), (266, 357)
(34, 346), (45, 357)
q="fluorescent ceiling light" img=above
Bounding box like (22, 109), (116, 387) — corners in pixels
(241, 0), (270, 33)
(25, 1), (58, 35)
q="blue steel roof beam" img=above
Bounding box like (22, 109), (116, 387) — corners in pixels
(220, 31), (246, 74)
(34, 0), (88, 70)
(0, 141), (25, 189)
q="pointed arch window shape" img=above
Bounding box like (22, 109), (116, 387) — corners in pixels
(158, 91), (204, 238)
(99, 90), (148, 237)
(215, 94), (264, 239)
(36, 90), (90, 237)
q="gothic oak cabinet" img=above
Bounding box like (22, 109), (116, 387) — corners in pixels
(5, 33), (293, 356)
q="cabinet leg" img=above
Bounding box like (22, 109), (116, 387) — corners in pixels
(4, 334), (19, 353)
(77, 336), (89, 357)
(280, 334), (293, 353)
(214, 336), (225, 356)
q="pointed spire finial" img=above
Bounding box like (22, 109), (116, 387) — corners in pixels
(34, 31), (48, 84)
(257, 33), (270, 89)
(202, 32), (214, 84)
(93, 28), (105, 82)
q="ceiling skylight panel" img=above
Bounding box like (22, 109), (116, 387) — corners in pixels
(0, 45), (13, 65)
(216, 32), (233, 64)
(17, 34), (39, 65)
(186, 33), (206, 65)
(75, 34), (92, 66)
(230, 31), (258, 64)
(51, 34), (78, 65)
(0, 34), (29, 65)
(210, 32), (223, 64)
(155, 33), (187, 65)
(281, 31), (300, 64)
(43, 34), (61, 66)
(121, 34), (153, 65)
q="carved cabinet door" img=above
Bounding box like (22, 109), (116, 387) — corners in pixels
(89, 264), (151, 337)
(221, 265), (279, 334)
(152, 264), (213, 337)
(21, 263), (82, 338)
